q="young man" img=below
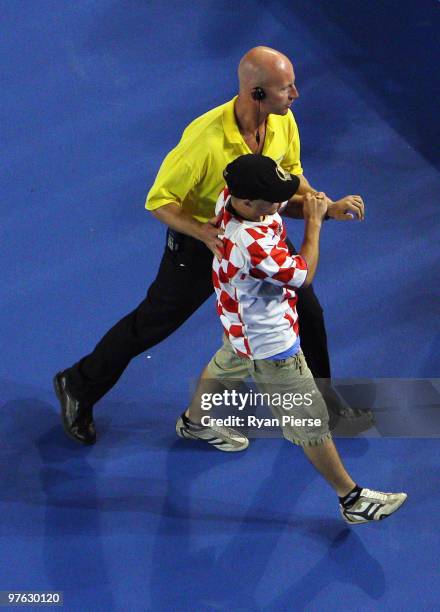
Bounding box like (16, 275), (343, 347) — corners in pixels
(177, 154), (406, 524)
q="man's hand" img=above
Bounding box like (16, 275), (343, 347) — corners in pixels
(302, 192), (328, 222)
(327, 195), (365, 221)
(197, 214), (224, 260)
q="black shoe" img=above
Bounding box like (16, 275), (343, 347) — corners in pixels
(53, 371), (96, 445)
(319, 383), (375, 435)
(328, 403), (375, 436)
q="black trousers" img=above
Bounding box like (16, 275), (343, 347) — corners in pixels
(68, 232), (331, 406)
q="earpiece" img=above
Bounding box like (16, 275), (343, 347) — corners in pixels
(251, 87), (266, 101)
(251, 87), (265, 150)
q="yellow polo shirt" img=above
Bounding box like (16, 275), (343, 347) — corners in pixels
(145, 96), (303, 222)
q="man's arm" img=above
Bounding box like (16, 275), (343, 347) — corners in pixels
(299, 193), (327, 286)
(283, 175), (326, 219)
(151, 203), (224, 259)
(283, 175), (365, 221)
(241, 194), (326, 291)
(145, 144), (224, 258)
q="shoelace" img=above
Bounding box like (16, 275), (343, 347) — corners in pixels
(361, 488), (388, 503)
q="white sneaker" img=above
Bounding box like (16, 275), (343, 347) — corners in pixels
(340, 488), (407, 524)
(176, 412), (249, 452)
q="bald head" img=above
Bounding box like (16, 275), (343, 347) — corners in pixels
(236, 46), (298, 120)
(238, 46), (293, 90)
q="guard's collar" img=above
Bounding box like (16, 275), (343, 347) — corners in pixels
(222, 96), (275, 146)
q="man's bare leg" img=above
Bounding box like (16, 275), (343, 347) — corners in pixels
(302, 437), (356, 497)
(186, 366), (249, 424)
(185, 366), (221, 423)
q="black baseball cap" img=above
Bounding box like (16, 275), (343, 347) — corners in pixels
(223, 154), (300, 203)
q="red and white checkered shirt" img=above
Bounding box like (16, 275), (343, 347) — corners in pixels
(213, 189), (308, 359)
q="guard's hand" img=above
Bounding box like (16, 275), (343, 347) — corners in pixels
(198, 215), (224, 260)
(302, 192), (328, 222)
(327, 195), (365, 220)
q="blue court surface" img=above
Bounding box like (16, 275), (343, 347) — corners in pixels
(1, 1), (439, 610)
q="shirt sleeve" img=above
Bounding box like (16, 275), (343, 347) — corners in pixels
(145, 145), (203, 211)
(238, 227), (308, 289)
(280, 112), (303, 176)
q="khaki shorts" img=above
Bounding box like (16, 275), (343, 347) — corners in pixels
(206, 337), (331, 447)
